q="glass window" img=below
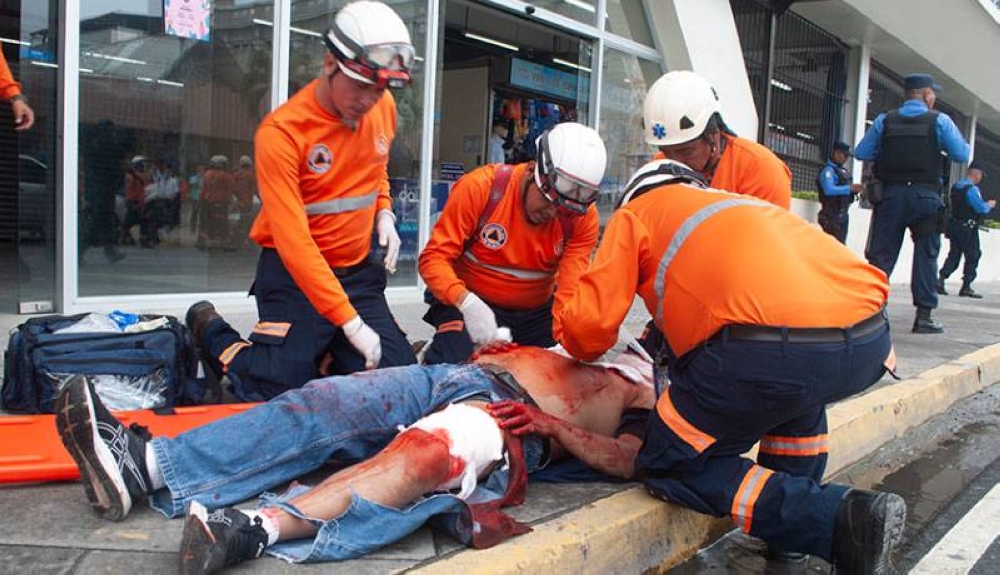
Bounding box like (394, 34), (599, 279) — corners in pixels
(77, 0), (273, 297)
(523, 0), (600, 27)
(3, 1), (59, 312)
(605, 0), (655, 47)
(288, 0), (428, 287)
(597, 48), (661, 223)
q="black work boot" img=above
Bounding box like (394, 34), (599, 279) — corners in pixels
(935, 275), (948, 296)
(831, 489), (906, 575)
(959, 285), (983, 299)
(185, 300), (223, 346)
(185, 301), (226, 398)
(912, 306), (944, 334)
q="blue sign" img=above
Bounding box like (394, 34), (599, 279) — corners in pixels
(509, 58), (590, 103)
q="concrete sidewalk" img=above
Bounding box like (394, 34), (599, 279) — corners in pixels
(1, 282), (999, 574)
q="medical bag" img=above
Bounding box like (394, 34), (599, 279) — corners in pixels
(2, 313), (202, 413)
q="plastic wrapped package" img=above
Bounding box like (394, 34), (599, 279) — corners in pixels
(48, 369), (169, 411)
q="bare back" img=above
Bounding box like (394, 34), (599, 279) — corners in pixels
(472, 347), (654, 439)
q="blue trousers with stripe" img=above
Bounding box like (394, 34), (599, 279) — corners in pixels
(201, 249), (416, 401)
(421, 296), (555, 364)
(636, 325), (891, 559)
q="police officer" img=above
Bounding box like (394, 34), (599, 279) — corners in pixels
(556, 159), (904, 572)
(855, 73), (970, 334)
(817, 140), (861, 243)
(185, 1), (417, 401)
(418, 122), (606, 364)
(645, 70), (792, 209)
(938, 161), (996, 298)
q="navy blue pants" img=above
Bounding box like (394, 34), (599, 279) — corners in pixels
(940, 221), (981, 288)
(637, 323), (892, 559)
(201, 249), (416, 400)
(421, 296), (555, 364)
(818, 200), (849, 244)
(865, 183), (943, 308)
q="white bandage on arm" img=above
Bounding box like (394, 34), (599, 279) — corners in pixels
(406, 403), (504, 499)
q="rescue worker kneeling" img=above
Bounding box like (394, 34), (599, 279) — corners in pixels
(557, 160), (906, 575)
(418, 122), (607, 363)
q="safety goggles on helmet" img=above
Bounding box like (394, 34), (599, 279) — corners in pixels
(536, 131), (600, 215)
(325, 26), (415, 89)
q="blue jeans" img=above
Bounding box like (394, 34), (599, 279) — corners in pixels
(149, 364), (544, 561)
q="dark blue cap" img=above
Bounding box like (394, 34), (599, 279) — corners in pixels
(904, 73), (942, 91)
(832, 140), (853, 155)
(969, 159), (986, 176)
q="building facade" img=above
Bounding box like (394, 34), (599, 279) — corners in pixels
(1, 0), (998, 315)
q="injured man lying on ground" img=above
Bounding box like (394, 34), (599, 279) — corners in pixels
(55, 342), (655, 574)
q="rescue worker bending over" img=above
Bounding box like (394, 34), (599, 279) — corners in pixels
(855, 73), (970, 334)
(938, 160), (995, 298)
(557, 159), (906, 574)
(646, 70), (791, 209)
(185, 1), (416, 401)
(417, 122), (606, 364)
(816, 140), (861, 243)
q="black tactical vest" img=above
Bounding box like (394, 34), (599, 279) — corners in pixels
(874, 110), (941, 184)
(816, 162), (851, 202)
(950, 182), (979, 222)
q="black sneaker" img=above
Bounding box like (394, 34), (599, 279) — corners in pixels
(55, 376), (152, 521)
(179, 501), (269, 575)
(831, 489), (906, 575)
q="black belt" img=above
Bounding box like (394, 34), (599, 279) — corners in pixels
(332, 260), (371, 279)
(713, 308), (887, 344)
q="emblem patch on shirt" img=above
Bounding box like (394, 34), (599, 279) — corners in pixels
(375, 134), (390, 156)
(307, 144), (332, 174)
(480, 223), (507, 250)
(554, 238), (565, 257)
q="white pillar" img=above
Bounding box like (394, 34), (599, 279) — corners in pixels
(848, 44), (871, 184)
(644, 0), (759, 139)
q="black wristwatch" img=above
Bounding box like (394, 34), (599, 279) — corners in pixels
(11, 94), (27, 104)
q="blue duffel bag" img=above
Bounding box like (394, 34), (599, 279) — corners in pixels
(2, 313), (204, 413)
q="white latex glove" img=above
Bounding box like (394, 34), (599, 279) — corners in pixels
(376, 209), (400, 274)
(342, 315), (382, 369)
(458, 292), (500, 344)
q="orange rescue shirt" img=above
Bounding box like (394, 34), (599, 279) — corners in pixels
(0, 51), (21, 100)
(419, 163), (599, 325)
(558, 183), (887, 361)
(654, 134), (791, 209)
(250, 79), (395, 326)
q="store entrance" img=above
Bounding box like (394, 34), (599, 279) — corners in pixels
(435, 0), (592, 183)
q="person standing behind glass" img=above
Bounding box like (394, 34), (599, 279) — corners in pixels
(938, 161), (996, 299)
(0, 49), (33, 130)
(816, 140), (861, 243)
(183, 1), (417, 401)
(855, 73), (970, 334)
(488, 119), (508, 164)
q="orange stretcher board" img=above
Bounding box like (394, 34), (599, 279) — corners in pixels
(0, 403), (260, 485)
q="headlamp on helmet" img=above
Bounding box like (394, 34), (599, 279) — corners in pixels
(324, 14), (414, 89)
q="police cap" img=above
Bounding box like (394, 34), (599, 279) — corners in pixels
(904, 73), (942, 91)
(832, 140), (853, 156)
(969, 160), (987, 177)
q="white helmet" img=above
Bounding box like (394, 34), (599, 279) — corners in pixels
(324, 1), (415, 89)
(617, 159), (707, 208)
(643, 70), (722, 147)
(534, 122), (607, 214)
